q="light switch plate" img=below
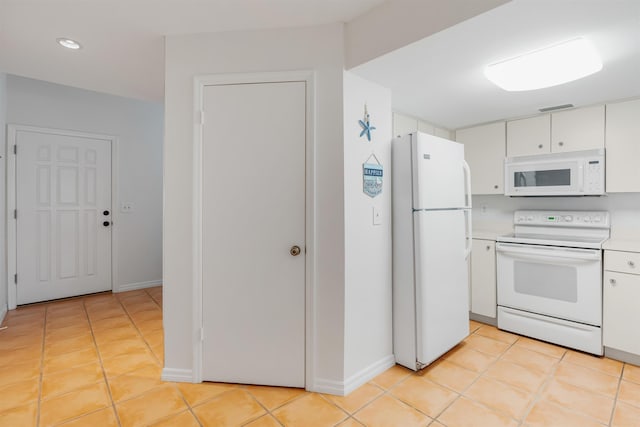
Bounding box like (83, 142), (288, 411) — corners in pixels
(373, 206), (382, 225)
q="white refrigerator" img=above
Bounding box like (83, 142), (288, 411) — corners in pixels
(392, 132), (472, 371)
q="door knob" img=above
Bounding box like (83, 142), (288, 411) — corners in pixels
(103, 210), (110, 216)
(290, 246), (301, 256)
(103, 221), (111, 227)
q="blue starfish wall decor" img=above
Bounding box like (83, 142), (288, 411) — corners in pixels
(359, 104), (376, 142)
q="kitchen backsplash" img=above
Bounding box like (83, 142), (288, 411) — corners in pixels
(472, 193), (640, 239)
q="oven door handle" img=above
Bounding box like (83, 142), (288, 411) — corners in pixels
(496, 243), (600, 261)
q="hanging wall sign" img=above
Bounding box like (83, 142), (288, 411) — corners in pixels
(363, 153), (383, 198)
(359, 104), (376, 142)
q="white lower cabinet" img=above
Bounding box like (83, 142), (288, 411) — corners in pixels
(470, 239), (496, 319)
(603, 250), (640, 355)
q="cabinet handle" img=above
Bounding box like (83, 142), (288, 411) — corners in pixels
(494, 184), (499, 189)
(538, 144), (543, 149)
(610, 278), (617, 286)
(558, 141), (564, 146)
(629, 260), (636, 268)
(486, 245), (491, 251)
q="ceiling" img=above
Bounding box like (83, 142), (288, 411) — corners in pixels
(351, 0), (640, 129)
(0, 0), (385, 102)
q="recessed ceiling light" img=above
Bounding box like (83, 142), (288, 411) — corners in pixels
(56, 38), (82, 50)
(484, 38), (602, 91)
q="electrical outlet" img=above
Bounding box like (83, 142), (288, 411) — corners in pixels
(121, 202), (134, 213)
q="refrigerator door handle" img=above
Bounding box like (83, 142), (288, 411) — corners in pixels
(463, 160), (472, 209)
(464, 209), (472, 259)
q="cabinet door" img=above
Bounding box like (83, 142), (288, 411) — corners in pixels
(506, 115), (550, 157)
(552, 105), (604, 153)
(393, 113), (418, 138)
(417, 120), (435, 135)
(606, 99), (640, 193)
(456, 122), (505, 195)
(471, 239), (496, 318)
(434, 127), (452, 139)
(603, 271), (640, 355)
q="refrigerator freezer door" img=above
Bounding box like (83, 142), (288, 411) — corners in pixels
(412, 134), (467, 210)
(414, 209), (470, 367)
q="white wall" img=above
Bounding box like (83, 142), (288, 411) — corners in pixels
(344, 0), (510, 69)
(164, 24), (347, 389)
(473, 194), (640, 239)
(342, 72), (394, 391)
(6, 75), (163, 292)
(0, 73), (7, 323)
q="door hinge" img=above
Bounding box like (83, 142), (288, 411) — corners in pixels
(14, 209), (17, 219)
(14, 274), (17, 285)
(13, 145), (17, 155)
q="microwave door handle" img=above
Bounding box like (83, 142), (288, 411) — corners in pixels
(496, 244), (600, 261)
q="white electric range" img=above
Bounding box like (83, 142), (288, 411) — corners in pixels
(496, 210), (610, 355)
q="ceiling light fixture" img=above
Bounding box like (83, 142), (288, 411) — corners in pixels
(484, 38), (602, 91)
(56, 38), (82, 50)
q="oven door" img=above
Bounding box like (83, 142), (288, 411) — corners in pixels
(496, 242), (602, 326)
(504, 160), (581, 196)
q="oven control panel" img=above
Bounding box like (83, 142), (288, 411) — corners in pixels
(514, 210), (610, 227)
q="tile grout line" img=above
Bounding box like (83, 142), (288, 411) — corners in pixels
(83, 295), (123, 427)
(114, 294), (163, 366)
(609, 363), (625, 426)
(147, 283), (234, 427)
(428, 326), (524, 424)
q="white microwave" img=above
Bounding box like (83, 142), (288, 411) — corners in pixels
(504, 149), (605, 196)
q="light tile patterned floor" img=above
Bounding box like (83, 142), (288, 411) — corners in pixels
(1, 287), (639, 426)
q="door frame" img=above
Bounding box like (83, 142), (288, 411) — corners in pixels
(6, 124), (120, 309)
(192, 71), (316, 388)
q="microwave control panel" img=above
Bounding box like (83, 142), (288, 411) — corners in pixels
(583, 158), (604, 194)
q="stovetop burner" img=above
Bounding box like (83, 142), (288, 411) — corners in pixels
(496, 210), (610, 249)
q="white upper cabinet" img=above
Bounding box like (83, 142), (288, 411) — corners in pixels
(417, 120), (435, 135)
(506, 106), (605, 157)
(552, 105), (605, 153)
(456, 122), (506, 195)
(394, 112), (453, 139)
(393, 113), (418, 138)
(606, 98), (640, 193)
(434, 126), (452, 139)
(506, 115), (550, 157)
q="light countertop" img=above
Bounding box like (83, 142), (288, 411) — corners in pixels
(472, 228), (512, 241)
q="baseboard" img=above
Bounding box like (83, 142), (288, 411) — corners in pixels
(0, 305), (7, 326)
(469, 312), (497, 326)
(605, 347), (640, 366)
(311, 354), (396, 396)
(114, 280), (162, 293)
(161, 367), (194, 383)
(311, 377), (346, 396)
(343, 354), (396, 395)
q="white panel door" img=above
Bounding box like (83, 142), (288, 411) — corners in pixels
(16, 130), (112, 304)
(414, 209), (469, 366)
(202, 81), (306, 387)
